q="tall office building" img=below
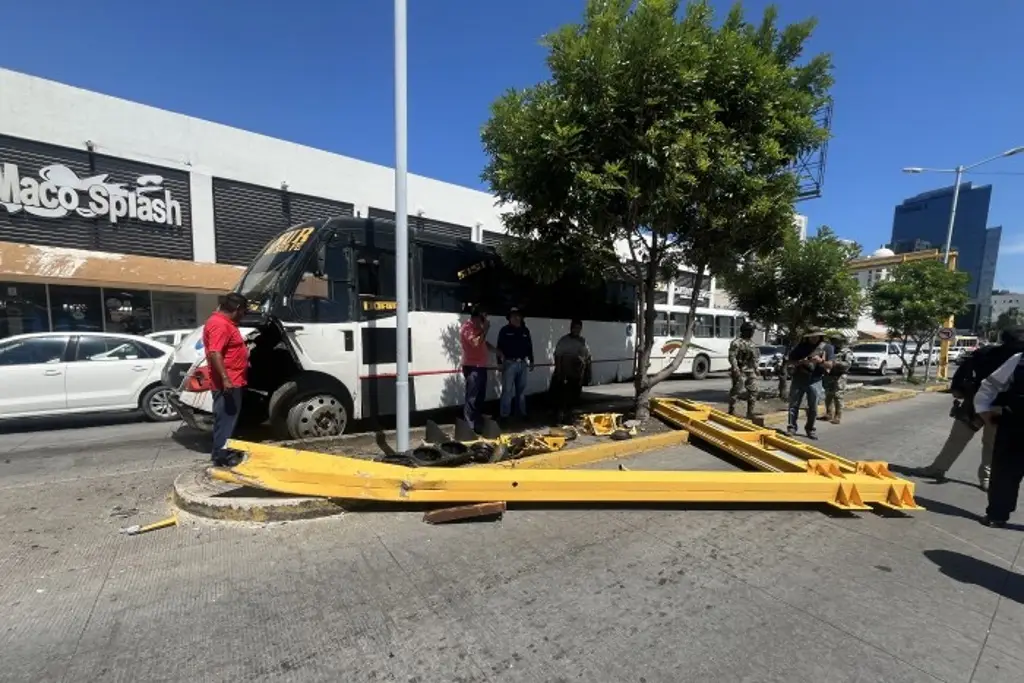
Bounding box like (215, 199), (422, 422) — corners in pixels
(890, 182), (1002, 329)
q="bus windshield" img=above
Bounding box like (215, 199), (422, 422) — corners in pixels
(235, 226), (317, 303)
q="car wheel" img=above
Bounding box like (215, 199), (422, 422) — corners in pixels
(140, 384), (178, 422)
(285, 393), (349, 440)
(877, 362), (887, 376)
(691, 354), (710, 381)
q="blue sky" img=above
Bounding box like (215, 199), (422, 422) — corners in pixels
(4, 0), (1024, 289)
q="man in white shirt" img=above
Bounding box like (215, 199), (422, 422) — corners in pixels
(974, 346), (1024, 527)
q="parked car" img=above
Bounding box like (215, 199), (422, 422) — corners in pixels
(145, 329), (194, 349)
(850, 342), (904, 376)
(757, 345), (785, 378)
(0, 332), (178, 422)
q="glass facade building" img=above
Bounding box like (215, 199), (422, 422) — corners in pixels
(890, 182), (1001, 329)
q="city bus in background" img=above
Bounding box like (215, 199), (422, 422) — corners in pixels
(164, 216), (636, 439)
(949, 334), (980, 363)
(642, 271), (748, 380)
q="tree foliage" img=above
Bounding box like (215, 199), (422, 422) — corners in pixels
(480, 0), (834, 416)
(868, 260), (970, 377)
(720, 226), (864, 343)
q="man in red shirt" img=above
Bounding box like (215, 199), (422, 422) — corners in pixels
(460, 306), (500, 431)
(202, 293), (249, 466)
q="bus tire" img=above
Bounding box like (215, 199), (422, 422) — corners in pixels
(691, 354), (711, 381)
(268, 376), (353, 440)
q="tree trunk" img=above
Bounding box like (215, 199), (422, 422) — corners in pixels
(632, 259), (660, 421)
(634, 266), (707, 420)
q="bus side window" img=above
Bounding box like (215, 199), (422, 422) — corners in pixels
(694, 314), (714, 338)
(420, 244), (469, 313)
(670, 313), (689, 337)
(653, 312), (669, 337)
(715, 315), (736, 338)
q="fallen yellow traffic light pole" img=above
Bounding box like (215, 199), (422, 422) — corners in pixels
(212, 430), (921, 514)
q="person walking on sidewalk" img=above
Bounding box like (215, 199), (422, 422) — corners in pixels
(497, 307), (534, 422)
(786, 328), (832, 439)
(915, 327), (1024, 491)
(974, 341), (1024, 527)
(460, 306), (501, 432)
(203, 293), (249, 467)
(551, 319), (591, 423)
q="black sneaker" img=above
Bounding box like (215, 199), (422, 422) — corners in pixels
(981, 516), (1007, 528)
(805, 430), (818, 440)
(786, 425), (798, 435)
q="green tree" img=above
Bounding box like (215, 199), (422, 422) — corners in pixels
(868, 260), (970, 378)
(721, 226), (863, 343)
(995, 307), (1024, 333)
(480, 0), (833, 418)
(720, 226), (863, 395)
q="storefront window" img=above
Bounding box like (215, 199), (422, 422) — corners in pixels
(49, 285), (104, 333)
(103, 289), (153, 335)
(0, 282), (49, 339)
(152, 292), (198, 331)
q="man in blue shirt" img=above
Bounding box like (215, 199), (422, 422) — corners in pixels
(497, 307), (534, 421)
(785, 328), (833, 440)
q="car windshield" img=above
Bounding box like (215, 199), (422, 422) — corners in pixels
(758, 346), (779, 355)
(853, 344), (888, 353)
(235, 225), (317, 302)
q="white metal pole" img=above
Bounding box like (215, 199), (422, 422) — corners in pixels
(394, 0), (410, 452)
(924, 167), (963, 383)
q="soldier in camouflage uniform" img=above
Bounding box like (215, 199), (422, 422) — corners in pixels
(823, 334), (853, 424)
(727, 322), (760, 419)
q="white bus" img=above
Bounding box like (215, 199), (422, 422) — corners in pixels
(165, 217), (637, 439)
(646, 305), (748, 380)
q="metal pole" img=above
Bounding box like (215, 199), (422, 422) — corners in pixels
(394, 0), (410, 453)
(924, 167), (964, 383)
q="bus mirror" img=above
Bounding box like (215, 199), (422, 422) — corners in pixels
(314, 244), (327, 277)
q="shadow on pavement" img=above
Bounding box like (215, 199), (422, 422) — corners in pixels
(924, 549), (1024, 605)
(914, 495), (1024, 531)
(888, 465), (977, 490)
(0, 411), (147, 434)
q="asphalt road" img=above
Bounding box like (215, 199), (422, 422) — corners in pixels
(2, 387), (1023, 682)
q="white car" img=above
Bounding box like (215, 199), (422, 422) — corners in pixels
(145, 329), (194, 349)
(0, 332), (178, 422)
(850, 342), (904, 376)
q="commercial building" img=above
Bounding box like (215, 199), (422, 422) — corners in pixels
(0, 68), (512, 339)
(990, 291), (1024, 323)
(890, 182), (1001, 329)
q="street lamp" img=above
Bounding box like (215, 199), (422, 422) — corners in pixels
(902, 146), (1024, 265)
(394, 0), (410, 452)
(901, 146), (1024, 380)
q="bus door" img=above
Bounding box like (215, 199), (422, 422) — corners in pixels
(281, 236), (361, 398)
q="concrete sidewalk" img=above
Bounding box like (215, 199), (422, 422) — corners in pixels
(1, 393), (1021, 682)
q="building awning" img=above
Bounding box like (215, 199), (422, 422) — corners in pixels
(0, 240), (243, 294)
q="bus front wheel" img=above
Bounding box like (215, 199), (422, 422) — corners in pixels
(269, 378), (351, 440)
(285, 394), (348, 440)
(691, 354), (711, 381)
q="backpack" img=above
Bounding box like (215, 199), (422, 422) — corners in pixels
(950, 345), (1019, 398)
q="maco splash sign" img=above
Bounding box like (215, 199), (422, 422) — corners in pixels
(0, 162), (183, 227)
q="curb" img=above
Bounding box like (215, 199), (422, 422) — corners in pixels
(172, 468), (347, 522)
(483, 430), (690, 470)
(761, 388), (919, 426)
(923, 383), (950, 393)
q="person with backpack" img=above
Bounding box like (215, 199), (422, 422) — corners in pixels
(974, 327), (1024, 527)
(914, 327), (1024, 491)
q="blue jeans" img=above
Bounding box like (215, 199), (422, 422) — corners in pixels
(500, 360), (529, 418)
(787, 378), (822, 433)
(212, 388), (243, 462)
(462, 366), (488, 429)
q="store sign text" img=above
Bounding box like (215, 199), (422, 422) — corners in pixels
(0, 162), (183, 227)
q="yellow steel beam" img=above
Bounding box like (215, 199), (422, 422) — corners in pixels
(213, 439), (921, 511)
